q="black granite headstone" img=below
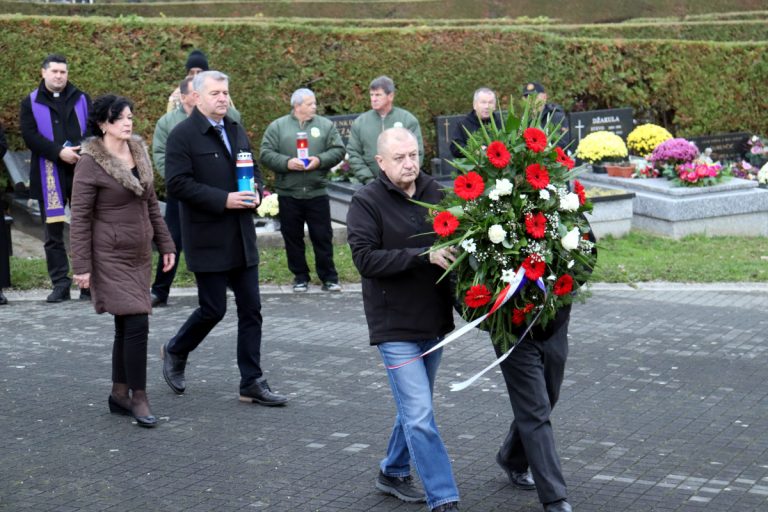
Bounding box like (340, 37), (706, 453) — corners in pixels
(327, 114), (360, 147)
(433, 114), (466, 177)
(689, 132), (750, 162)
(568, 108), (634, 147)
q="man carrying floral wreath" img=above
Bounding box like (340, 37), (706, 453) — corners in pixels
(426, 101), (597, 512)
(346, 127), (460, 512)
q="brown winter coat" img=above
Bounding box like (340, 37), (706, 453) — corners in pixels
(70, 135), (175, 315)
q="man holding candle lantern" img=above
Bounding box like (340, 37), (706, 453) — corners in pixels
(162, 71), (288, 406)
(259, 88), (345, 293)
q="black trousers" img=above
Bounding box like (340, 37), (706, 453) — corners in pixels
(495, 320), (569, 504)
(277, 195), (338, 284)
(112, 314), (149, 390)
(38, 200), (71, 288)
(151, 196), (182, 301)
(166, 264), (263, 388)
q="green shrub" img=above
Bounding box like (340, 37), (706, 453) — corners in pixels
(1, 15), (766, 193)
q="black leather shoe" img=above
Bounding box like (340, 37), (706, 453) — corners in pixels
(79, 288), (91, 301)
(239, 377), (288, 406)
(0, 290), (7, 305)
(161, 342), (186, 394)
(544, 500), (572, 512)
(151, 293), (167, 307)
(496, 452), (536, 490)
(46, 286), (71, 303)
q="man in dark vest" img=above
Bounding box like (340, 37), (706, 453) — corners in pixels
(20, 54), (91, 302)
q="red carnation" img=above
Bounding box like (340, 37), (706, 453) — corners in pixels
(511, 303), (535, 325)
(523, 127), (548, 153)
(525, 163), (550, 190)
(573, 179), (586, 205)
(524, 212), (547, 239)
(555, 146), (575, 169)
(486, 140), (511, 169)
(465, 284), (492, 309)
(433, 211), (459, 237)
(454, 171), (485, 201)
(522, 255), (546, 280)
(553, 274), (574, 296)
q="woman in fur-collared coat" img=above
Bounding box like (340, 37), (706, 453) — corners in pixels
(70, 95), (175, 428)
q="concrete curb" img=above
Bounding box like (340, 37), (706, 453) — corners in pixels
(3, 281), (765, 303)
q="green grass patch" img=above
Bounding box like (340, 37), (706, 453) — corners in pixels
(7, 232), (768, 291)
(592, 232), (768, 283)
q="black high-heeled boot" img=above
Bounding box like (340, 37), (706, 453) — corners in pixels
(108, 395), (131, 416)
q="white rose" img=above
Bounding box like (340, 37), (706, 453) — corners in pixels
(494, 178), (513, 196)
(559, 192), (580, 212)
(561, 227), (580, 251)
(460, 238), (477, 254)
(539, 189), (550, 201)
(489, 189), (500, 201)
(488, 224), (507, 244)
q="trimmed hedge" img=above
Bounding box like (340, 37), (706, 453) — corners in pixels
(534, 19), (768, 42)
(1, 0), (767, 23)
(1, 16), (766, 174)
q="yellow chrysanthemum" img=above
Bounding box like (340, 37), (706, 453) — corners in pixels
(627, 124), (673, 157)
(575, 131), (628, 164)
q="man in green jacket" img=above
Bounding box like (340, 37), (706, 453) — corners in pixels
(150, 76), (240, 306)
(259, 88), (345, 293)
(347, 76), (424, 184)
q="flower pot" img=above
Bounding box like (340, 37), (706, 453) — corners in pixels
(604, 164), (635, 178)
(591, 164), (607, 174)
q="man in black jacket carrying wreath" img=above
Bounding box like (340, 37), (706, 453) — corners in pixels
(347, 127), (460, 512)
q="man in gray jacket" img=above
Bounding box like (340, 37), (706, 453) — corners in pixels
(347, 76), (423, 184)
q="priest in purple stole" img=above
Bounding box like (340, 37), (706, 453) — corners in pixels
(20, 54), (91, 303)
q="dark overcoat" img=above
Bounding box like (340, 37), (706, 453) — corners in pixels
(165, 107), (262, 273)
(70, 135), (175, 315)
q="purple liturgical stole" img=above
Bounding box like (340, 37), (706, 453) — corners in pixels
(30, 88), (88, 223)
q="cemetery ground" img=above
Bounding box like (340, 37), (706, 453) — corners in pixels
(6, 227), (768, 291)
(2, 282), (768, 511)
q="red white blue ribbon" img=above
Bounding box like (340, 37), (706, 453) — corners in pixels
(387, 267), (548, 391)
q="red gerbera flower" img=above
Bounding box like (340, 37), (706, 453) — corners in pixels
(524, 212), (547, 239)
(525, 163), (550, 190)
(486, 140), (511, 169)
(523, 127), (548, 153)
(522, 255), (546, 280)
(511, 303), (535, 325)
(453, 171), (485, 201)
(573, 179), (586, 205)
(555, 146), (575, 169)
(465, 284), (492, 309)
(553, 274), (574, 296)
(433, 211), (459, 237)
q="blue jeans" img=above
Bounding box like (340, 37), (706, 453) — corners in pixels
(378, 339), (460, 510)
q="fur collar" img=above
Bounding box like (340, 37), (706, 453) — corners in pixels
(80, 135), (153, 196)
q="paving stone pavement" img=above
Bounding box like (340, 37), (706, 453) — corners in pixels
(1, 285), (768, 511)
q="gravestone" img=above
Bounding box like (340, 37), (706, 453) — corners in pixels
(327, 114), (360, 147)
(568, 108), (634, 147)
(433, 114), (471, 178)
(689, 132), (750, 162)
